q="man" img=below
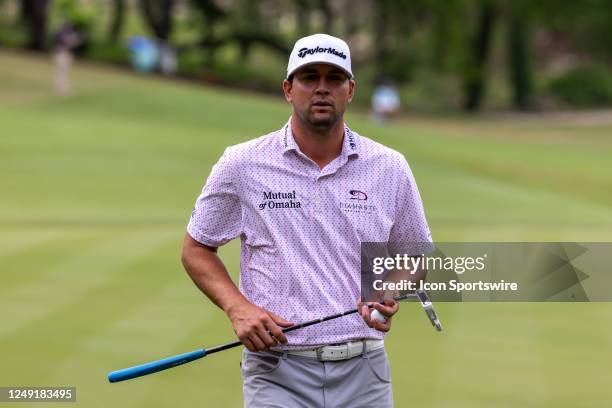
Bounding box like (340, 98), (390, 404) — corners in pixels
(182, 34), (432, 407)
(52, 21), (83, 95)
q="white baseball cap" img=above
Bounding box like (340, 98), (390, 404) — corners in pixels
(286, 33), (353, 79)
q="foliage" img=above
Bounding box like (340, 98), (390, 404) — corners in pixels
(548, 66), (612, 108)
(2, 0), (612, 110)
(56, 0), (93, 30)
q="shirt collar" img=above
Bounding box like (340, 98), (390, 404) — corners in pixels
(280, 120), (299, 152)
(280, 119), (360, 158)
(342, 125), (360, 158)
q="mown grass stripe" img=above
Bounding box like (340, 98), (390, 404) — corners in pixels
(47, 283), (216, 408)
(0, 229), (107, 295)
(0, 229), (178, 338)
(0, 229), (68, 257)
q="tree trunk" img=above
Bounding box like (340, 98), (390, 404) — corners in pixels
(318, 0), (333, 34)
(343, 0), (359, 37)
(294, 0), (310, 37)
(20, 0), (33, 22)
(508, 15), (532, 110)
(191, 0), (226, 66)
(108, 0), (125, 43)
(373, 0), (391, 80)
(22, 0), (50, 50)
(463, 0), (496, 111)
(139, 0), (174, 41)
(432, 13), (449, 71)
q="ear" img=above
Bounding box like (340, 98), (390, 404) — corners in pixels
(347, 79), (356, 103)
(283, 79), (293, 103)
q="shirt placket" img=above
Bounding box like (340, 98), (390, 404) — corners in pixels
(313, 172), (322, 215)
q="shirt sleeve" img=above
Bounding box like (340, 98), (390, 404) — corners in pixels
(389, 155), (433, 251)
(187, 148), (242, 247)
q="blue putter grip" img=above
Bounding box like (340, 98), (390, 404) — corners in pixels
(108, 349), (206, 383)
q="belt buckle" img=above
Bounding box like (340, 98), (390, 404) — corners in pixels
(316, 344), (350, 361)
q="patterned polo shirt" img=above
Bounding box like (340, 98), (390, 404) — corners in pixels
(188, 120), (432, 348)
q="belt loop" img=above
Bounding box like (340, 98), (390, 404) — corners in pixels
(281, 350), (288, 360)
(361, 339), (368, 359)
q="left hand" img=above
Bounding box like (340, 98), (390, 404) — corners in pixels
(357, 297), (399, 332)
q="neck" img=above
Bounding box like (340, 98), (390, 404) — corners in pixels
(290, 115), (345, 169)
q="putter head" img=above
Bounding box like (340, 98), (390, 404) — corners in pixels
(416, 289), (443, 332)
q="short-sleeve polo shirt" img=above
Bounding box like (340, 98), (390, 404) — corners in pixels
(188, 120), (432, 348)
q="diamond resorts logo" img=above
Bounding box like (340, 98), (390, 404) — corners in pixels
(340, 190), (376, 214)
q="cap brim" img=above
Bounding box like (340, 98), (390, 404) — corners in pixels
(287, 62), (353, 79)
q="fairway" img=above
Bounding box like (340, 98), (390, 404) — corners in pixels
(1, 51), (612, 407)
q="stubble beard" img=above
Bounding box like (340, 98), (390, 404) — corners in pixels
(298, 106), (342, 131)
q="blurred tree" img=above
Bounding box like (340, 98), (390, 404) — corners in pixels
(191, 0), (226, 64)
(507, 10), (532, 110)
(317, 0), (333, 34)
(108, 0), (125, 43)
(372, 0), (428, 83)
(294, 0), (311, 36)
(21, 0), (51, 50)
(188, 0), (288, 67)
(232, 0), (260, 62)
(342, 0), (360, 37)
(428, 0), (465, 72)
(139, 0), (174, 41)
(372, 0), (392, 80)
(463, 0), (497, 111)
(531, 0), (612, 64)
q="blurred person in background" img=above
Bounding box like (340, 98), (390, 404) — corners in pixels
(52, 21), (83, 95)
(127, 36), (159, 73)
(371, 78), (401, 123)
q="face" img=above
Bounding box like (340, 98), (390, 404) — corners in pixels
(283, 64), (355, 130)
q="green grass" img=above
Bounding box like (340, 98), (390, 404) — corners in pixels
(1, 50), (612, 407)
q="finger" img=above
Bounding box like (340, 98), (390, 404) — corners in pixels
(373, 301), (398, 317)
(249, 334), (267, 352)
(241, 337), (256, 352)
(356, 297), (364, 315)
(361, 303), (373, 327)
(383, 298), (399, 309)
(361, 303), (371, 319)
(256, 324), (278, 348)
(265, 318), (288, 344)
(269, 311), (293, 328)
(372, 319), (391, 332)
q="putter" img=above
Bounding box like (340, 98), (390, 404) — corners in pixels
(108, 289), (442, 383)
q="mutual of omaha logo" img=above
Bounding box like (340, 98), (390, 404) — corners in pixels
(340, 190), (376, 214)
(259, 190), (302, 210)
(298, 46), (347, 60)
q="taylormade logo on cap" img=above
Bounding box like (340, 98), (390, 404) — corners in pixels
(287, 34), (353, 79)
(297, 46), (347, 59)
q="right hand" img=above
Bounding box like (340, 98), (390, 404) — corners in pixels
(227, 300), (293, 352)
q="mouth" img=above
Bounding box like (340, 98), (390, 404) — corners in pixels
(311, 101), (333, 107)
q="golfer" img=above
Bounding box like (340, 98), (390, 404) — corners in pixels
(182, 33), (432, 407)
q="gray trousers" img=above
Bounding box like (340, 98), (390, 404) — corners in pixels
(241, 347), (393, 408)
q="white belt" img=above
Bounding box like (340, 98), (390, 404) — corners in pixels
(272, 339), (384, 361)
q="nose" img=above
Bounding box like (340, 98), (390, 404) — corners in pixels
(315, 78), (331, 95)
